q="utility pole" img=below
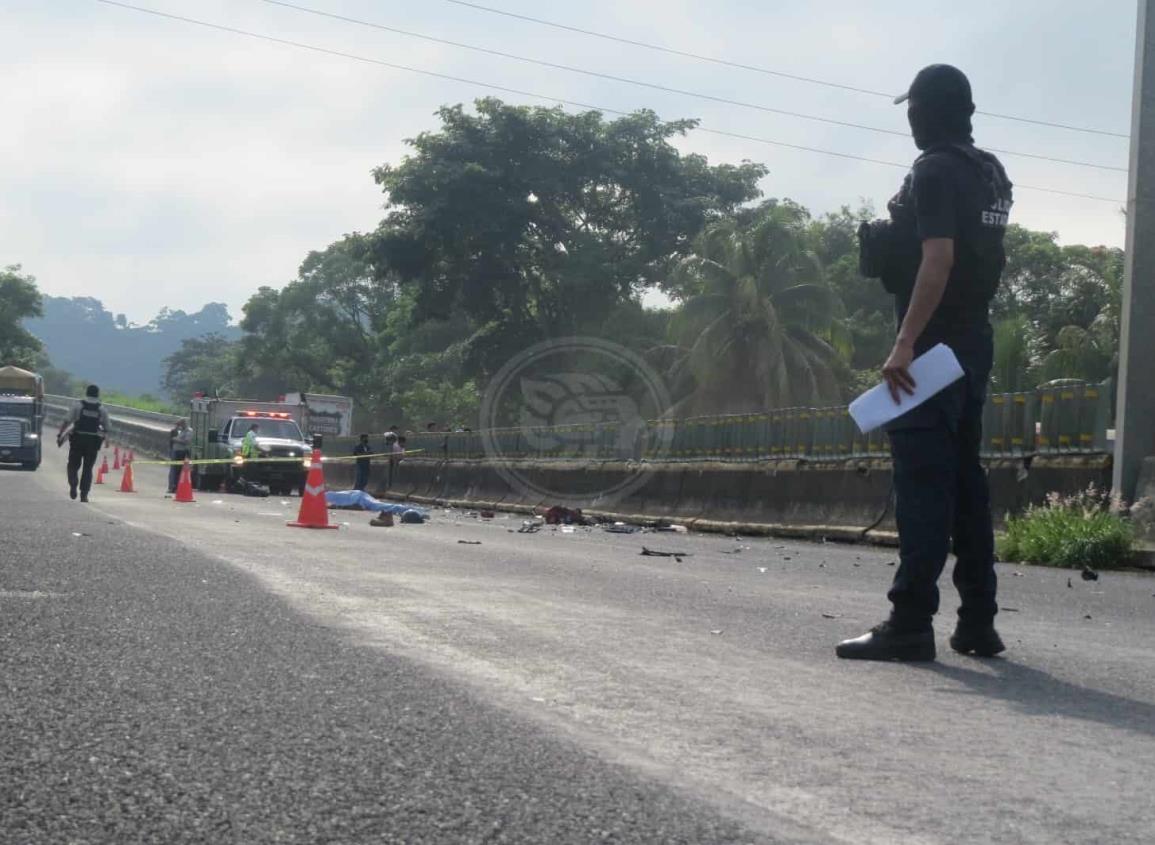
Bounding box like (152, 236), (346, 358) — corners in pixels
(1113, 0), (1155, 501)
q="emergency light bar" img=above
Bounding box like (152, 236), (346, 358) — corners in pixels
(240, 411), (292, 418)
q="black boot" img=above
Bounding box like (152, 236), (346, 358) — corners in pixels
(836, 621), (936, 662)
(949, 620), (1005, 657)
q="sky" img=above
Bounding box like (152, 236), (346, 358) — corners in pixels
(1, 0), (1137, 323)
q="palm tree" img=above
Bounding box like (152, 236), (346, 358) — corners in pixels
(991, 314), (1036, 393)
(660, 203), (851, 415)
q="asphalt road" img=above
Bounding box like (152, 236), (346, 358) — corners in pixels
(3, 449), (1154, 843)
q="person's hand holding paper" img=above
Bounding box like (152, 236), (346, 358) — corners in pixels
(848, 344), (965, 434)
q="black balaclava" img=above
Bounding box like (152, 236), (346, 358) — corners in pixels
(895, 64), (976, 150)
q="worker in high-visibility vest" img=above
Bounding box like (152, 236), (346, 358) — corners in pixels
(240, 423), (259, 459)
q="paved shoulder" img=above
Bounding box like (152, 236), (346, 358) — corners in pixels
(0, 472), (767, 844)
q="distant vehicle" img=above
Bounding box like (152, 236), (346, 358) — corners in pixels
(189, 398), (312, 496)
(0, 365), (44, 471)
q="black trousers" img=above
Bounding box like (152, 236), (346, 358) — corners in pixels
(67, 436), (103, 496)
(354, 462), (370, 491)
(886, 352), (998, 631)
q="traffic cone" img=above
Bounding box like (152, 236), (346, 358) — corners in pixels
(174, 458), (195, 503)
(95, 456), (109, 484)
(288, 448), (337, 529)
(117, 462), (136, 493)
(113, 449), (121, 471)
(127, 449), (135, 464)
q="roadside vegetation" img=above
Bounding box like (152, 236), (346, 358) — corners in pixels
(998, 486), (1136, 569)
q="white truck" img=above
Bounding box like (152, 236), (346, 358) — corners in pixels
(189, 398), (313, 495)
(0, 365), (44, 471)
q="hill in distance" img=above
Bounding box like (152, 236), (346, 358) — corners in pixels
(25, 297), (242, 396)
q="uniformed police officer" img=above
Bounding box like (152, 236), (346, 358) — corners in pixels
(58, 384), (112, 502)
(838, 65), (1013, 662)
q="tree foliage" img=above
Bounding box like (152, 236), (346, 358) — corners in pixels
(0, 265), (44, 369)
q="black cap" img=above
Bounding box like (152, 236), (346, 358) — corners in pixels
(894, 64), (973, 107)
(85, 384), (100, 398)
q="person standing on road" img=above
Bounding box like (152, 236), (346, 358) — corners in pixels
(838, 65), (1013, 662)
(353, 433), (372, 491)
(57, 384), (111, 502)
(168, 419), (194, 494)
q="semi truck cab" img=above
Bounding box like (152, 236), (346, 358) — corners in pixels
(0, 366), (44, 471)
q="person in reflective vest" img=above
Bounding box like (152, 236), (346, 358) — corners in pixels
(57, 384), (111, 502)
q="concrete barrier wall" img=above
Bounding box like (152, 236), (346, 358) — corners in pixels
(350, 454), (1111, 537)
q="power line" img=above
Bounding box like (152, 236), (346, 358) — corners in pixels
(257, 0), (1125, 173)
(440, 0), (1130, 140)
(91, 1), (1124, 204)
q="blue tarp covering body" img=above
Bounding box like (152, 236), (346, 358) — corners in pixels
(325, 490), (428, 522)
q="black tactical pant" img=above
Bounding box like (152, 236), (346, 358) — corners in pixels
(67, 436), (103, 497)
(886, 354), (998, 632)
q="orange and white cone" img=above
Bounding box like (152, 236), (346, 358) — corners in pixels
(288, 448), (337, 529)
(174, 458), (195, 503)
(118, 462), (136, 493)
(95, 456), (109, 485)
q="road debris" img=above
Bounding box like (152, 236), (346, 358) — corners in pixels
(821, 613), (841, 619)
(1068, 578), (1073, 589)
(640, 546), (691, 562)
(479, 510), (495, 519)
(720, 548), (743, 554)
(1081, 567), (1099, 582)
(517, 521), (542, 534)
(560, 525), (576, 534)
(457, 540), (482, 545)
(604, 523), (640, 534)
(709, 629), (723, 636)
(757, 567), (767, 573)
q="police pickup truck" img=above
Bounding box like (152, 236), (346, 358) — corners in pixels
(189, 399), (312, 496)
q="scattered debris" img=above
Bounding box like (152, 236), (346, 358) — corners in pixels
(1067, 578), (1073, 589)
(603, 523), (640, 534)
(649, 523), (688, 534)
(1011, 571), (1024, 577)
(560, 525), (576, 534)
(542, 505), (589, 525)
(70, 532), (90, 538)
(640, 546), (691, 562)
(757, 567), (767, 574)
(818, 563), (825, 568)
(721, 548), (743, 554)
(887, 560), (896, 567)
(1081, 567), (1099, 582)
(479, 510), (495, 519)
(709, 629), (723, 636)
(1003, 607), (1020, 612)
(853, 562), (860, 567)
(1084, 614), (1093, 620)
(211, 499), (224, 505)
(517, 521), (542, 534)
(280, 500), (291, 507)
(821, 612), (841, 619)
(457, 540), (482, 545)
(783, 556), (792, 561)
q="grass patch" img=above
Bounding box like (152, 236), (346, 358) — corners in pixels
(998, 486), (1135, 570)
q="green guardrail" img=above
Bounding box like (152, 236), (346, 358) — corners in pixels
(327, 379), (1116, 465)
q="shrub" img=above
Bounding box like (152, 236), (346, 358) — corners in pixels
(997, 485), (1136, 569)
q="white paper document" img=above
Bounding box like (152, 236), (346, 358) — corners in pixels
(848, 343), (965, 434)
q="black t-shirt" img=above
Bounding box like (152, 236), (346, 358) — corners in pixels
(889, 144), (1013, 355)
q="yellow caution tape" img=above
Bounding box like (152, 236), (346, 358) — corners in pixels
(129, 449), (423, 467)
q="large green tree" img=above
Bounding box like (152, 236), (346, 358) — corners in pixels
(0, 265), (44, 369)
(369, 99), (765, 378)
